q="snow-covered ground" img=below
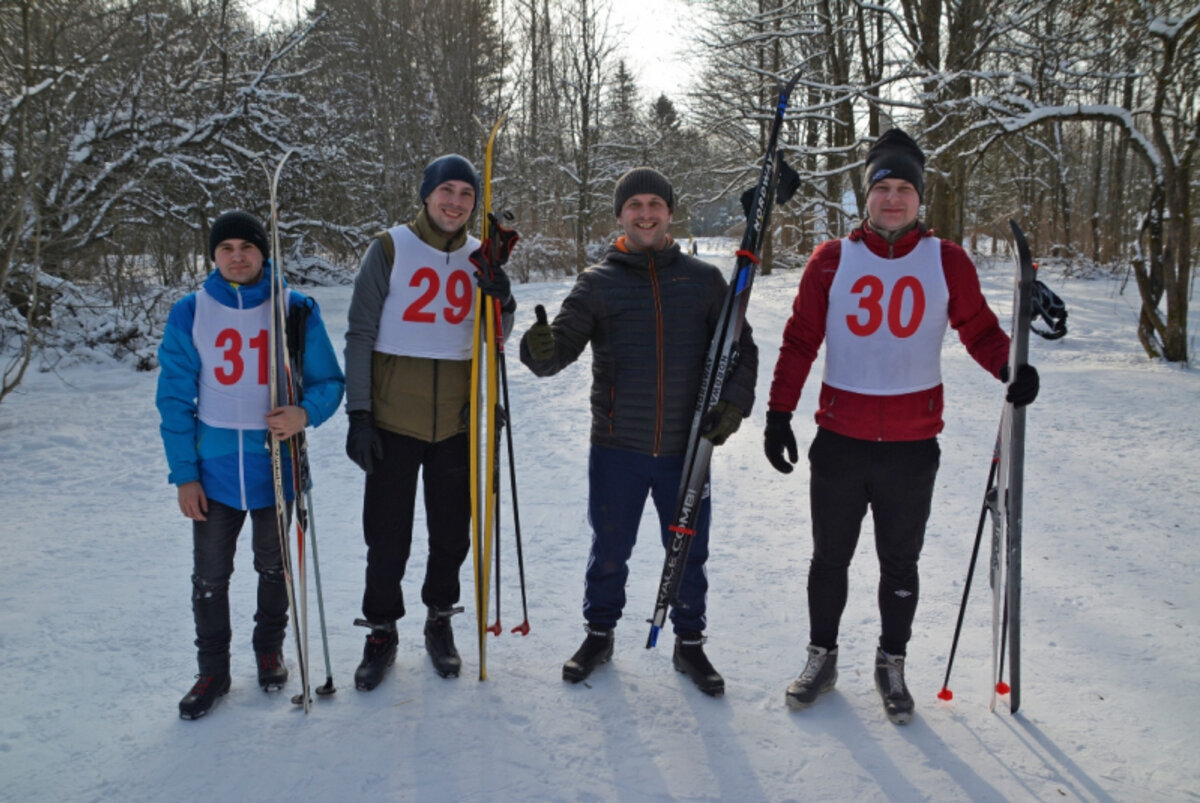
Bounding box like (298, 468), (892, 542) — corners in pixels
(1, 239), (1196, 801)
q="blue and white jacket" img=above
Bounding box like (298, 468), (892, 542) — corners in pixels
(156, 264), (345, 511)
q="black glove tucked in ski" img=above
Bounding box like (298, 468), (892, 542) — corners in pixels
(472, 263), (512, 305)
(523, 304), (555, 362)
(700, 400), (744, 446)
(1000, 363), (1040, 407)
(346, 410), (384, 474)
(764, 410), (799, 474)
(469, 213), (520, 307)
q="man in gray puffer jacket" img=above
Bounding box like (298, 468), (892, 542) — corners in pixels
(520, 167), (757, 696)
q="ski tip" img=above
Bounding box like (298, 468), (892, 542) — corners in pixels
(646, 626), (660, 649)
(937, 687), (954, 702)
(486, 620), (502, 636)
(511, 620), (531, 636)
(995, 681), (1011, 695)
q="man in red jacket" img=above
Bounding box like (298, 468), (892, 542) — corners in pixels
(763, 129), (1039, 724)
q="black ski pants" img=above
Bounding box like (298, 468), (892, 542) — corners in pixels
(806, 427), (940, 656)
(361, 429), (471, 624)
(191, 498), (289, 674)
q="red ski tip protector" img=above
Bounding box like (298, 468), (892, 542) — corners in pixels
(511, 621), (530, 636)
(995, 681), (1011, 695)
(486, 621), (502, 636)
(937, 687), (954, 701)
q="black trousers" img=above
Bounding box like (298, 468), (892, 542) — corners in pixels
(806, 427), (940, 655)
(361, 429), (471, 624)
(191, 499), (289, 674)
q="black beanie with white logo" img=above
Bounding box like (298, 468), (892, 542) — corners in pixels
(864, 129), (925, 200)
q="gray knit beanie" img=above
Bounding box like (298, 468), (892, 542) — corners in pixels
(613, 167), (674, 217)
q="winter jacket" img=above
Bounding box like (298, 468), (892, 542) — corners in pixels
(768, 222), (1010, 441)
(343, 211), (514, 442)
(157, 265), (345, 510)
(521, 237), (757, 457)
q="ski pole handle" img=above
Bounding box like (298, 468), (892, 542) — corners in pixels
(535, 304), (548, 326)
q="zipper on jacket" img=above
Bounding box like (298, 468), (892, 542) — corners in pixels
(648, 254), (665, 456)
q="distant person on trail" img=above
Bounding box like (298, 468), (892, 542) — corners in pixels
(342, 154), (516, 691)
(157, 210), (345, 720)
(763, 129), (1040, 724)
(519, 167), (757, 697)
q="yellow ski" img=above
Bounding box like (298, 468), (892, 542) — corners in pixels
(470, 113), (506, 681)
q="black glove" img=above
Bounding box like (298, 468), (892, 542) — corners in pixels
(1001, 363), (1040, 407)
(469, 213), (520, 306)
(524, 304), (555, 362)
(700, 400), (744, 446)
(472, 263), (512, 305)
(346, 410), (384, 474)
(764, 410), (799, 474)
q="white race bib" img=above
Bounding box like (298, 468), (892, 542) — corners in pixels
(374, 226), (481, 360)
(823, 237), (949, 394)
(193, 289), (287, 429)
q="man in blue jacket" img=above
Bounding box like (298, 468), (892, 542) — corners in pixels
(157, 210), (344, 719)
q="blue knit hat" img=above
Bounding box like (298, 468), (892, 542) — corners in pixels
(419, 154), (480, 211)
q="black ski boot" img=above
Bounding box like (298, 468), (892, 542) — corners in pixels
(562, 625), (613, 683)
(875, 647), (915, 725)
(256, 649), (288, 692)
(179, 672), (231, 720)
(785, 644), (838, 710)
(673, 631), (724, 696)
(424, 606), (464, 678)
(353, 619), (398, 691)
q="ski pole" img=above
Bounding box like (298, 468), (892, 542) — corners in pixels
(305, 488), (336, 696)
(938, 432), (1000, 701)
(286, 301), (336, 697)
(488, 402), (503, 637)
(499, 338), (530, 635)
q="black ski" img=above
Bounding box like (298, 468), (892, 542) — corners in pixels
(646, 71), (802, 648)
(991, 219), (1035, 713)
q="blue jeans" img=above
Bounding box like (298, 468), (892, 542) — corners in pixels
(191, 499), (289, 673)
(583, 445), (711, 634)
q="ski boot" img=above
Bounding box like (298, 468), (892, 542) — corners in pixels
(353, 619), (398, 691)
(874, 647), (915, 725)
(424, 606), (464, 678)
(256, 649), (288, 692)
(179, 672), (231, 720)
(562, 624), (614, 683)
(673, 631), (725, 697)
(785, 644), (838, 710)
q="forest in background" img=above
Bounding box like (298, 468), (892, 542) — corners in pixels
(2, 0), (1196, 403)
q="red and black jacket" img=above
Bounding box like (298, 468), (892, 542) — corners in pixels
(768, 223), (1009, 442)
